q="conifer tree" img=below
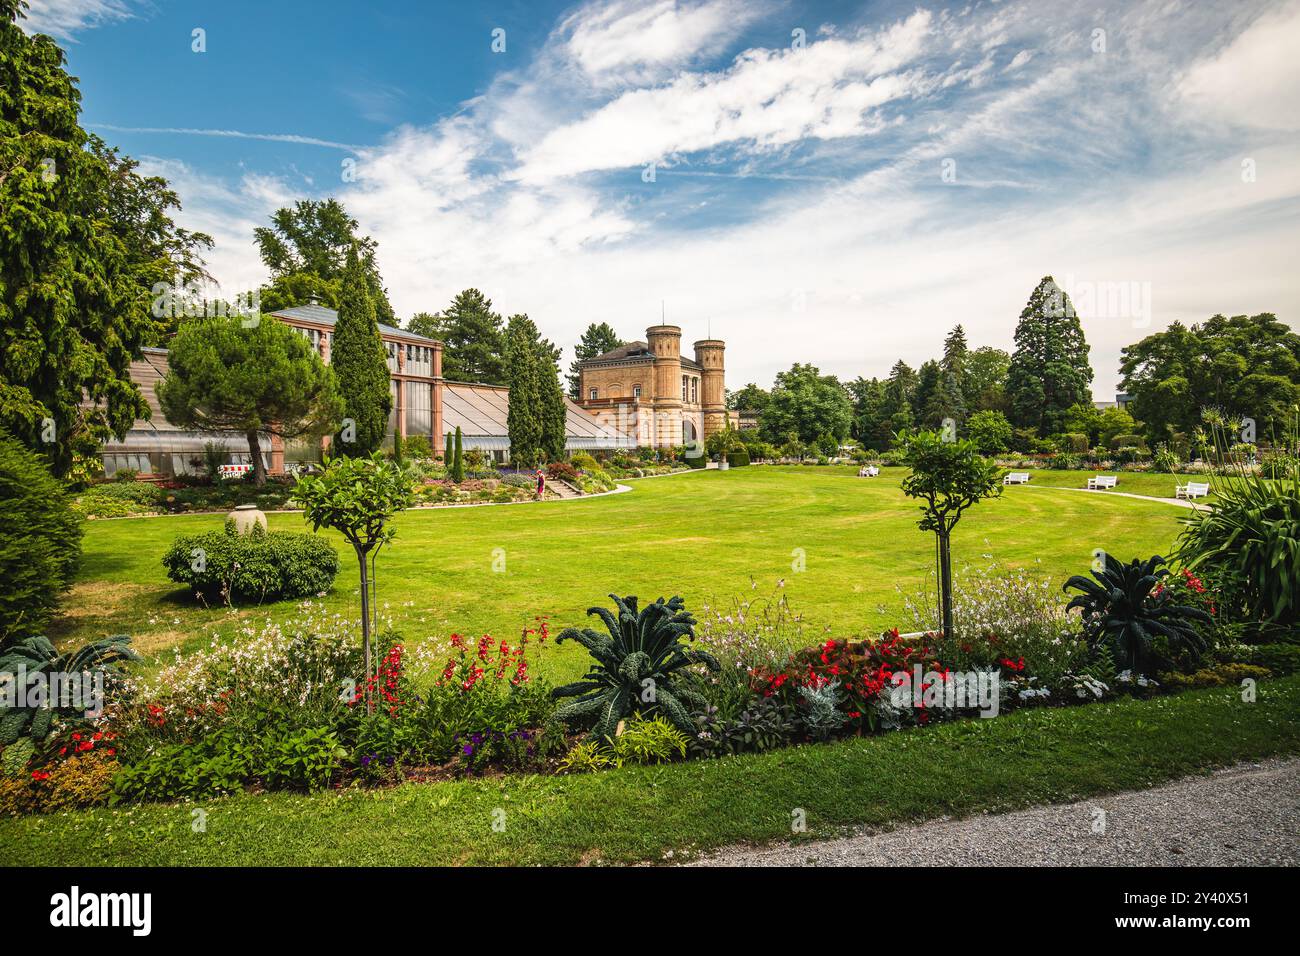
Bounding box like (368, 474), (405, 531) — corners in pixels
(452, 427), (464, 482)
(1006, 276), (1094, 436)
(505, 316), (543, 466)
(331, 245), (392, 455)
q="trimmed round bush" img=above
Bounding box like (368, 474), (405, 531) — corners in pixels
(725, 448), (751, 467)
(162, 524), (339, 602)
(0, 432), (83, 639)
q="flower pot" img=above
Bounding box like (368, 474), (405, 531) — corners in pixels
(719, 460), (730, 471)
(228, 503), (267, 534)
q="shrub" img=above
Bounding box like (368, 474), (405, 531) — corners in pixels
(162, 524), (340, 603)
(552, 594), (718, 739)
(260, 726), (347, 791)
(725, 448), (750, 468)
(686, 453), (708, 469)
(556, 740), (613, 774)
(1252, 643), (1300, 676)
(1109, 433), (1148, 452)
(610, 716), (689, 765)
(547, 461), (580, 481)
(1064, 554), (1211, 673)
(401, 435), (433, 459)
(0, 433), (84, 639)
(569, 452), (600, 471)
(112, 734), (252, 802)
(1176, 468), (1300, 633)
(1152, 443), (1180, 473)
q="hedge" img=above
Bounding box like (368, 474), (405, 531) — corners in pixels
(725, 449), (751, 467)
(162, 525), (339, 602)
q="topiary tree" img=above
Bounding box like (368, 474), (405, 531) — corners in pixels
(898, 429), (1003, 640)
(292, 453), (413, 704)
(156, 314), (342, 485)
(0, 430), (84, 639)
(331, 244), (392, 456)
(444, 430), (453, 465)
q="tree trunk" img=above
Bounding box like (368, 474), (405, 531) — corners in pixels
(356, 545), (373, 714)
(939, 530), (954, 642)
(246, 430), (267, 486)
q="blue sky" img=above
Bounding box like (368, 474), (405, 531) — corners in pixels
(23, 0), (1300, 397)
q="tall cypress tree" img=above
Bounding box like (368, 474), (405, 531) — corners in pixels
(505, 316), (543, 467)
(452, 426), (464, 482)
(331, 244), (391, 455)
(1006, 276), (1094, 436)
(538, 339), (568, 463)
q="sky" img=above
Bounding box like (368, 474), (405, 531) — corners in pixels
(22, 0), (1300, 399)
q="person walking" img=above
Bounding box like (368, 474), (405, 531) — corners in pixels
(536, 466), (546, 500)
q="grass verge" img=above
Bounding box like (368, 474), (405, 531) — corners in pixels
(3, 675), (1297, 866)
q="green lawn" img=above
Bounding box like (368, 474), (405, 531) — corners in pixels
(55, 466), (1186, 682)
(1012, 468), (1218, 500)
(3, 675), (1295, 866)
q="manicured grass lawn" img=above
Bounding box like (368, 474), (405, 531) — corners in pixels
(54, 466), (1185, 682)
(1014, 468), (1218, 500)
(3, 675), (1296, 866)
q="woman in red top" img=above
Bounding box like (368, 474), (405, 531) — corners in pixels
(536, 467), (546, 500)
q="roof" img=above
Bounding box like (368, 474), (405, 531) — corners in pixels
(582, 340), (702, 370)
(443, 382), (631, 448)
(268, 304), (440, 346)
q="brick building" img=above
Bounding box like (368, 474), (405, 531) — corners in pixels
(574, 325), (727, 449)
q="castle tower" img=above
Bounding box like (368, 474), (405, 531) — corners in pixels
(694, 338), (726, 443)
(646, 324), (683, 447)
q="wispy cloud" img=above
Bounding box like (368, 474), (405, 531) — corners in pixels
(20, 0), (132, 39)
(89, 124), (365, 151)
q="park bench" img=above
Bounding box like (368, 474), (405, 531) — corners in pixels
(1003, 472), (1031, 485)
(858, 465), (879, 477)
(1087, 475), (1118, 490)
(1176, 481), (1210, 500)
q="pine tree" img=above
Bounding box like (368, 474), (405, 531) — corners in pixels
(452, 427), (464, 482)
(567, 322), (623, 398)
(933, 325), (969, 427)
(425, 289), (507, 385)
(505, 316), (543, 466)
(882, 360), (917, 439)
(331, 244), (392, 455)
(913, 360), (943, 428)
(1006, 276), (1094, 435)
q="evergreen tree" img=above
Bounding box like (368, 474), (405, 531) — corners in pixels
(933, 325), (969, 426)
(157, 315), (343, 485)
(424, 289), (507, 384)
(331, 245), (392, 455)
(538, 342), (568, 463)
(1006, 276), (1094, 435)
(505, 315), (545, 466)
(452, 427), (464, 482)
(913, 360), (943, 428)
(0, 2), (208, 474)
(567, 322), (624, 398)
(444, 430), (453, 465)
(882, 361), (917, 438)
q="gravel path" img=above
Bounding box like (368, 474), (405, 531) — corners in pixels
(688, 758), (1300, 866)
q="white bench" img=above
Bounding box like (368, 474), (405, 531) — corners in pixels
(858, 465), (879, 477)
(1176, 481), (1210, 500)
(1004, 472), (1031, 485)
(1088, 475), (1118, 490)
(218, 464), (252, 480)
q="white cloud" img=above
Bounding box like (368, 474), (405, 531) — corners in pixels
(20, 0), (131, 39)
(1176, 0), (1300, 131)
(558, 0), (771, 83)
(515, 9), (935, 181)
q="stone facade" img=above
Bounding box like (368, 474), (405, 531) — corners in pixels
(575, 325), (726, 450)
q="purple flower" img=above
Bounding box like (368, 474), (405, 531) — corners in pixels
(471, 733), (484, 745)
(462, 744), (474, 756)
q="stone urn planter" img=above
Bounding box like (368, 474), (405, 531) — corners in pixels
(718, 459), (730, 471)
(228, 503), (267, 534)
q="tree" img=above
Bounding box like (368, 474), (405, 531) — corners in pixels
(912, 360), (943, 428)
(0, 3), (201, 475)
(452, 427), (464, 482)
(1006, 276), (1094, 436)
(0, 429), (83, 639)
(444, 430), (453, 465)
(538, 337), (568, 463)
(421, 289), (507, 385)
(330, 245), (392, 456)
(760, 364), (854, 446)
(965, 346), (1011, 413)
(505, 315), (544, 467)
(254, 198), (395, 325)
(936, 325), (969, 425)
(156, 315), (342, 485)
(965, 409), (1013, 455)
(898, 429), (1003, 641)
(1120, 314), (1300, 446)
(848, 377), (890, 450)
(729, 383), (771, 413)
(567, 322), (623, 398)
(293, 453), (414, 706)
(881, 360), (917, 439)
